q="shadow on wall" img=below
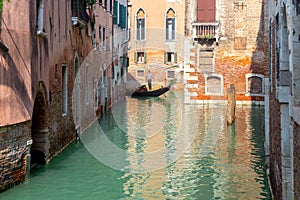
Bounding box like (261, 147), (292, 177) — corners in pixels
(249, 0), (268, 100)
(249, 1), (273, 199)
(0, 51), (32, 123)
(126, 72), (142, 94)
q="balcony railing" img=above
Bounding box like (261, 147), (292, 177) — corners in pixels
(71, 0), (89, 28)
(192, 22), (219, 41)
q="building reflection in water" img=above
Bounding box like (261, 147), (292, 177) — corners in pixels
(81, 92), (270, 199)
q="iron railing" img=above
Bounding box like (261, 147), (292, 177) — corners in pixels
(192, 22), (219, 40)
(71, 0), (89, 28)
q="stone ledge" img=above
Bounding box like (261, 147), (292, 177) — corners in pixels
(185, 84), (199, 89)
(236, 101), (265, 106)
(185, 76), (199, 80)
(276, 86), (290, 103)
(292, 106), (300, 126)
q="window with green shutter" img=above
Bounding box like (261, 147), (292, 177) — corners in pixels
(166, 52), (175, 63)
(144, 52), (147, 63)
(135, 52), (146, 63)
(134, 52), (137, 63)
(113, 0), (118, 25)
(119, 4), (126, 29)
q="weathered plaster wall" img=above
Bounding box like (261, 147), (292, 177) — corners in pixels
(214, 0), (269, 99)
(184, 0), (269, 103)
(0, 0), (99, 191)
(128, 0), (186, 88)
(0, 1), (34, 125)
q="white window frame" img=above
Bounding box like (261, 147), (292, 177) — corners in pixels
(85, 65), (90, 105)
(166, 70), (176, 80)
(245, 73), (264, 96)
(62, 64), (68, 116)
(136, 69), (145, 78)
(135, 8), (146, 41)
(137, 52), (145, 63)
(165, 8), (176, 41)
(167, 52), (175, 63)
(204, 74), (224, 96)
(103, 27), (106, 50)
(94, 79), (98, 111)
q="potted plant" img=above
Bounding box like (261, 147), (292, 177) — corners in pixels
(87, 0), (96, 5)
(198, 34), (214, 41)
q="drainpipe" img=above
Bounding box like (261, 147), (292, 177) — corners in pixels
(37, 0), (47, 37)
(264, 78), (270, 158)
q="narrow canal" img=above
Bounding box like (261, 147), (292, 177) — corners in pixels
(0, 91), (272, 200)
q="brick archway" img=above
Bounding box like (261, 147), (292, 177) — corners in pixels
(31, 82), (49, 165)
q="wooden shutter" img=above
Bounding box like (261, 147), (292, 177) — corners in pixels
(197, 0), (216, 22)
(174, 52), (177, 63)
(134, 52), (137, 63)
(144, 52), (147, 63)
(113, 0), (118, 25)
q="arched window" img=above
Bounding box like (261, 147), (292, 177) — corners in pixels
(246, 74), (264, 95)
(136, 9), (145, 40)
(166, 8), (175, 40)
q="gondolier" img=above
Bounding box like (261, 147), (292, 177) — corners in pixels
(147, 71), (152, 90)
(131, 84), (171, 97)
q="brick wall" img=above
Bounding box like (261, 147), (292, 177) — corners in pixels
(294, 122), (300, 200)
(268, 20), (282, 200)
(0, 122), (31, 192)
(47, 31), (95, 159)
(269, 95), (282, 200)
(215, 0), (269, 95)
(186, 0), (269, 102)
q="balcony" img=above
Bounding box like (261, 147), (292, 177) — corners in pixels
(192, 22), (219, 42)
(71, 0), (89, 29)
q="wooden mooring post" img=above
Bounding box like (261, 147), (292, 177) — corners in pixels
(227, 84), (236, 125)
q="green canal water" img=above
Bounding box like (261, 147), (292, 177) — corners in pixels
(0, 92), (272, 200)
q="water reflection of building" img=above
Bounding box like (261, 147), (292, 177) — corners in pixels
(214, 108), (269, 199)
(122, 101), (228, 199)
(121, 98), (168, 199)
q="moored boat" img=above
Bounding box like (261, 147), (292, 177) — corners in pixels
(131, 84), (171, 97)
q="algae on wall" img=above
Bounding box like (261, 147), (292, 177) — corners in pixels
(0, 0), (9, 13)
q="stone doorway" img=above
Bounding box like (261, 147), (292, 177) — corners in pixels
(31, 82), (49, 165)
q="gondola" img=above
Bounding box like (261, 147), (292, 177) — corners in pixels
(131, 84), (171, 97)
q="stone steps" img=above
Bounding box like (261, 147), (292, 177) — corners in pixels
(184, 38), (217, 104)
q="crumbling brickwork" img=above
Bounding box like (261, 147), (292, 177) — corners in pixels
(0, 122), (31, 191)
